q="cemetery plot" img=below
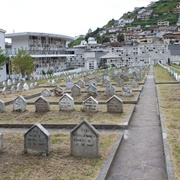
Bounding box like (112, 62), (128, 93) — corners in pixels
(0, 104), (132, 124)
(0, 132), (118, 180)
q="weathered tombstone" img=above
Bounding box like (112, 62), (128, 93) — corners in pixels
(130, 79), (138, 88)
(66, 81), (74, 90)
(102, 79), (110, 87)
(116, 78), (125, 87)
(47, 80), (51, 86)
(41, 89), (51, 97)
(0, 100), (5, 112)
(0, 133), (3, 152)
(87, 84), (98, 96)
(71, 84), (81, 96)
(51, 79), (56, 85)
(83, 77), (90, 85)
(13, 95), (27, 112)
(23, 83), (29, 91)
(70, 120), (99, 158)
(53, 86), (64, 96)
(107, 95), (123, 113)
(89, 79), (97, 86)
(35, 96), (50, 112)
(59, 93), (74, 111)
(76, 80), (85, 88)
(12, 79), (16, 85)
(24, 123), (50, 155)
(2, 87), (6, 95)
(104, 85), (116, 97)
(7, 79), (12, 86)
(16, 83), (23, 92)
(83, 96), (98, 112)
(2, 81), (7, 87)
(122, 85), (133, 96)
(29, 83), (34, 89)
(10, 86), (16, 94)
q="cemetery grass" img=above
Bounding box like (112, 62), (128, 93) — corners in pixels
(0, 104), (132, 124)
(0, 132), (118, 180)
(154, 65), (176, 82)
(157, 84), (180, 179)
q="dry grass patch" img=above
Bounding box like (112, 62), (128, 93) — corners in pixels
(0, 132), (118, 180)
(157, 84), (180, 179)
(0, 104), (131, 124)
(154, 65), (176, 82)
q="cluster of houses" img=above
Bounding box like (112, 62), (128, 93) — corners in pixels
(0, 2), (180, 82)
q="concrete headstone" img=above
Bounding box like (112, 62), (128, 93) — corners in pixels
(71, 84), (81, 96)
(35, 96), (50, 112)
(41, 89), (51, 97)
(70, 120), (99, 158)
(0, 100), (5, 112)
(59, 93), (74, 111)
(13, 95), (27, 112)
(107, 95), (123, 113)
(24, 123), (50, 155)
(83, 96), (98, 112)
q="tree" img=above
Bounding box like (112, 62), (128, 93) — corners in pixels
(117, 34), (125, 42)
(12, 48), (35, 77)
(0, 49), (8, 66)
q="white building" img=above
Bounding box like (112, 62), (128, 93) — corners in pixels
(5, 32), (75, 74)
(0, 28), (7, 82)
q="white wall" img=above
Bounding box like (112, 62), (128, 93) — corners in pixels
(11, 36), (29, 55)
(0, 29), (6, 82)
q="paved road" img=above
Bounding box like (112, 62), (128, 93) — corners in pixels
(107, 66), (167, 180)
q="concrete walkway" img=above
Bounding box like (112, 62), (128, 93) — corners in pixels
(107, 66), (167, 180)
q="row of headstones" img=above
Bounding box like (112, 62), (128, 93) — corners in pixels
(158, 62), (180, 82)
(0, 94), (123, 113)
(51, 83), (133, 98)
(0, 121), (100, 157)
(1, 82), (39, 95)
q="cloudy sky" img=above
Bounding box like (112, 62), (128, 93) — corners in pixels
(1, 0), (156, 37)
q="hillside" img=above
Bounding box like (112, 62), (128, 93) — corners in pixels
(69, 0), (180, 47)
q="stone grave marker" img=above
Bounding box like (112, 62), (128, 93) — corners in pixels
(17, 83), (23, 92)
(59, 93), (74, 111)
(107, 95), (123, 113)
(83, 96), (98, 112)
(105, 85), (116, 97)
(41, 89), (51, 97)
(122, 85), (133, 96)
(13, 95), (27, 112)
(87, 84), (98, 96)
(2, 87), (6, 95)
(71, 84), (81, 96)
(102, 79), (110, 87)
(29, 83), (34, 89)
(12, 79), (16, 85)
(2, 81), (7, 87)
(10, 86), (16, 94)
(83, 77), (90, 85)
(66, 81), (74, 90)
(89, 79), (97, 86)
(116, 78), (124, 87)
(7, 79), (12, 86)
(70, 120), (99, 158)
(35, 96), (50, 112)
(0, 133), (3, 152)
(94, 76), (100, 82)
(54, 86), (64, 96)
(23, 83), (29, 91)
(24, 123), (50, 155)
(130, 79), (138, 88)
(76, 80), (85, 88)
(0, 100), (5, 112)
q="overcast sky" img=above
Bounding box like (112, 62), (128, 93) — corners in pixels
(1, 0), (156, 37)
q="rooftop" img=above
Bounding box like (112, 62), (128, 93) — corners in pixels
(5, 32), (74, 41)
